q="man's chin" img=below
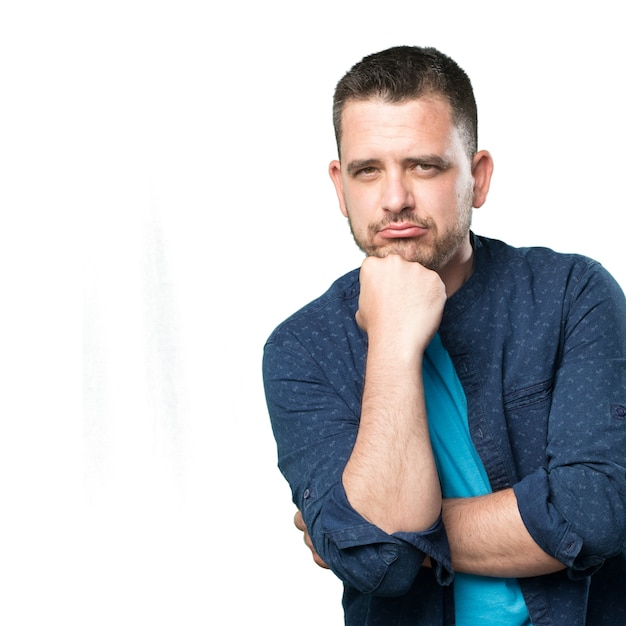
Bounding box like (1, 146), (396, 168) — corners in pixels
(365, 242), (434, 266)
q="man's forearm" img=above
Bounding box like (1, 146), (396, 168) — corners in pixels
(342, 349), (441, 535)
(442, 488), (565, 577)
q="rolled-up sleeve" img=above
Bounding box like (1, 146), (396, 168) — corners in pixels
(514, 262), (626, 579)
(318, 481), (452, 595)
(263, 331), (453, 596)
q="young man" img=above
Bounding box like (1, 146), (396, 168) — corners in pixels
(262, 46), (626, 625)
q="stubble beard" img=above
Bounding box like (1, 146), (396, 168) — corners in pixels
(347, 203), (473, 272)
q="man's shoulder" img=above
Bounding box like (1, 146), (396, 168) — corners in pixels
(474, 233), (601, 278)
(265, 268), (361, 345)
(469, 233), (624, 311)
(476, 233), (579, 262)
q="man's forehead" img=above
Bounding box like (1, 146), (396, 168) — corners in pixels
(339, 95), (459, 154)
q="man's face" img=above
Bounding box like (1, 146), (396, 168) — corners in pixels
(329, 96), (491, 273)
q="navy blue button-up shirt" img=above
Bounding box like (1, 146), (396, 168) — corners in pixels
(263, 234), (626, 625)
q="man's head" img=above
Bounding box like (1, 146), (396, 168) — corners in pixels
(328, 46), (493, 285)
(333, 46), (478, 160)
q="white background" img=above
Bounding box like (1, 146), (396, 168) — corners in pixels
(1, 1), (624, 624)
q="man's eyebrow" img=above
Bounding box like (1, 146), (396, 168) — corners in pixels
(403, 155), (452, 169)
(345, 159), (380, 175)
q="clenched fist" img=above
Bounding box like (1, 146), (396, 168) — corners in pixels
(356, 255), (446, 357)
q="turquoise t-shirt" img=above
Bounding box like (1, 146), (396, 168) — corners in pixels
(423, 334), (532, 626)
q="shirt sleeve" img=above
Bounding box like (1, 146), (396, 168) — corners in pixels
(513, 261), (626, 579)
(262, 334), (453, 596)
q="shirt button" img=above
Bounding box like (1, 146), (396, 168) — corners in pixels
(303, 489), (310, 499)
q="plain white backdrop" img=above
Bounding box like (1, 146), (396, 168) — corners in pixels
(1, 1), (624, 624)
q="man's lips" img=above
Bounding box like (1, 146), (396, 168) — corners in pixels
(378, 223), (427, 239)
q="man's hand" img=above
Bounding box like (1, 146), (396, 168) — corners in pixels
(294, 510), (329, 569)
(356, 254), (446, 356)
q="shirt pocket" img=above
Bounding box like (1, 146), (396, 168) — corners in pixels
(503, 379), (552, 474)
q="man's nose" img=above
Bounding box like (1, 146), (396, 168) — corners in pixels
(381, 173), (415, 213)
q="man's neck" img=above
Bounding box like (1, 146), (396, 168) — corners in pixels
(439, 241), (474, 298)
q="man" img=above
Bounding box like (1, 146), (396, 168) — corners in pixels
(262, 46), (626, 625)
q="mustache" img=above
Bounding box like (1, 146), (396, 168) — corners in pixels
(369, 210), (432, 232)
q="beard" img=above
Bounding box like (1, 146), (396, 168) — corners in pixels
(347, 203), (473, 272)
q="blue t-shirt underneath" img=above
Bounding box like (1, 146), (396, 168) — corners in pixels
(424, 334), (531, 626)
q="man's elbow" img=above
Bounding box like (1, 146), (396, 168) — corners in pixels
(323, 540), (424, 597)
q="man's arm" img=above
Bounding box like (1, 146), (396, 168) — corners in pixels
(263, 256), (453, 596)
(442, 489), (564, 577)
(342, 255), (445, 534)
(295, 491), (565, 577)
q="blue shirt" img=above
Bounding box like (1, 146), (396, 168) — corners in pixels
(263, 234), (626, 625)
(424, 334), (530, 626)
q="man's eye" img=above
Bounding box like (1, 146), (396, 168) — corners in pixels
(412, 162), (443, 176)
(356, 167), (377, 177)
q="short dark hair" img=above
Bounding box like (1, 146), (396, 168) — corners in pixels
(333, 46), (478, 157)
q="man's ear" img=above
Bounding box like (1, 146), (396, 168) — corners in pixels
(471, 150), (494, 209)
(329, 159), (349, 218)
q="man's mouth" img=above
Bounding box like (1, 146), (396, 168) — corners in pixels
(378, 223), (427, 239)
